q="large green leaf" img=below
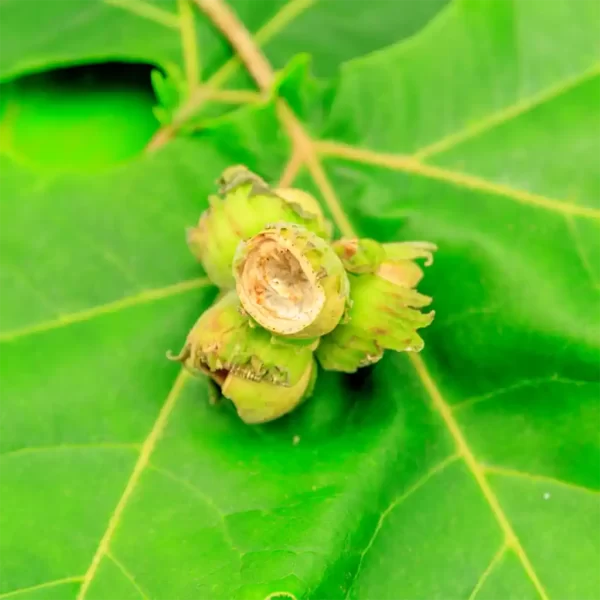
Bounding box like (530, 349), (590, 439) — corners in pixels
(0, 0), (448, 79)
(1, 1), (599, 600)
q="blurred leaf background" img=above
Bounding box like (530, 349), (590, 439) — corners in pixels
(0, 64), (158, 169)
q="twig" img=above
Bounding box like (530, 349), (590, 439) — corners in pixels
(192, 0), (274, 89)
(190, 0), (355, 237)
(278, 148), (304, 187)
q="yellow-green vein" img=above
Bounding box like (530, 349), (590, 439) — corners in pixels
(315, 140), (600, 220)
(148, 0), (316, 148)
(0, 443), (141, 459)
(77, 369), (190, 599)
(147, 462), (242, 554)
(414, 64), (600, 160)
(407, 354), (549, 600)
(0, 277), (211, 343)
(348, 453), (461, 597)
(484, 465), (600, 495)
(106, 552), (150, 600)
(178, 0), (200, 89)
(204, 0), (316, 90)
(0, 577), (84, 599)
(467, 543), (508, 600)
(104, 0), (180, 29)
(565, 213), (600, 290)
(452, 375), (591, 412)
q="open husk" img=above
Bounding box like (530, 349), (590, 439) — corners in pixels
(233, 223), (350, 339)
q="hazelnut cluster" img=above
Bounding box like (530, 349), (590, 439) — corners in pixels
(169, 166), (435, 423)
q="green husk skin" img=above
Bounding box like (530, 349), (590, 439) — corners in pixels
(187, 166), (330, 289)
(332, 238), (385, 274)
(222, 358), (317, 424)
(168, 291), (313, 388)
(316, 256), (435, 373)
(333, 238), (436, 276)
(233, 223), (350, 339)
(275, 187), (333, 240)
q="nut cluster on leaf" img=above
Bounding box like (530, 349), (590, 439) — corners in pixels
(170, 166), (436, 423)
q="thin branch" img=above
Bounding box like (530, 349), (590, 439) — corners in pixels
(179, 0), (200, 90)
(278, 149), (304, 187)
(190, 0), (355, 237)
(147, 0), (314, 150)
(192, 0), (274, 89)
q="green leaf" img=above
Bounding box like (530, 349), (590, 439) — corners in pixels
(150, 68), (186, 124)
(0, 65), (160, 169)
(0, 0), (448, 79)
(1, 1), (599, 600)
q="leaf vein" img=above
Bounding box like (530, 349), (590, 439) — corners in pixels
(433, 305), (500, 331)
(178, 0), (200, 89)
(204, 0), (316, 90)
(414, 64), (600, 159)
(564, 214), (600, 291)
(0, 443), (141, 459)
(148, 0), (316, 148)
(483, 465), (600, 495)
(0, 277), (211, 343)
(453, 375), (595, 412)
(146, 462), (243, 555)
(467, 543), (508, 600)
(346, 453), (461, 598)
(0, 577), (84, 599)
(76, 369), (190, 599)
(407, 354), (549, 600)
(103, 0), (180, 29)
(106, 552), (150, 600)
(315, 140), (600, 220)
